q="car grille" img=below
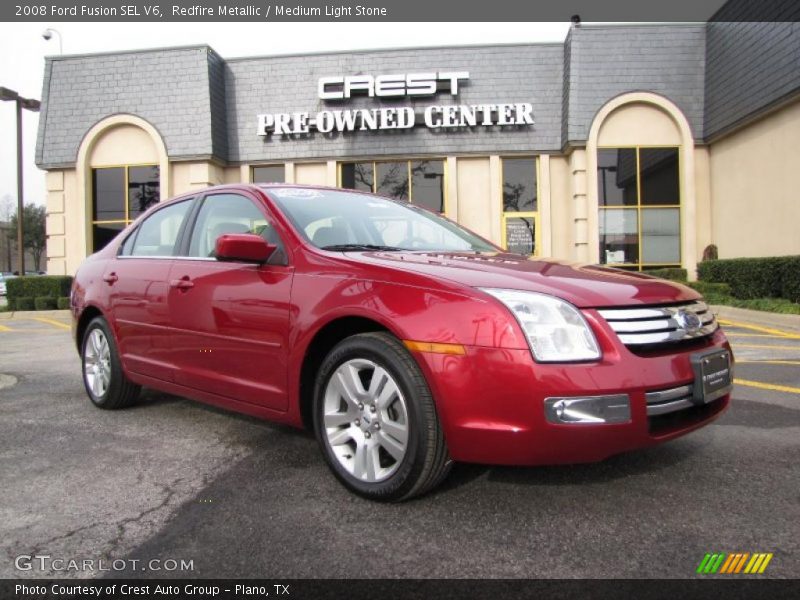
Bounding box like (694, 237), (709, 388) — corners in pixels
(645, 384), (695, 416)
(597, 300), (718, 347)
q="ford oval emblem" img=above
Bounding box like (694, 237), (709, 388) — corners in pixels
(676, 309), (702, 334)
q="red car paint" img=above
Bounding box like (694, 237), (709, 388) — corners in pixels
(71, 184), (731, 465)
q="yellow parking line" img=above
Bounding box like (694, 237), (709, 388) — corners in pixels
(29, 317), (70, 330)
(726, 333), (792, 339)
(736, 360), (800, 366)
(0, 323), (12, 332)
(735, 378), (800, 395)
(733, 343), (800, 351)
(718, 319), (800, 339)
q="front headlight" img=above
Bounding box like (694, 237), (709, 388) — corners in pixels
(482, 289), (601, 363)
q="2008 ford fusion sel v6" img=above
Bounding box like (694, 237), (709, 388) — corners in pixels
(70, 184), (733, 501)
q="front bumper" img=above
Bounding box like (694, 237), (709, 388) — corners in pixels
(412, 325), (732, 466)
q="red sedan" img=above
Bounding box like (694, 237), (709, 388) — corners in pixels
(71, 184), (733, 501)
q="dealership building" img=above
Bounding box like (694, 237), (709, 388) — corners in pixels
(35, 16), (800, 278)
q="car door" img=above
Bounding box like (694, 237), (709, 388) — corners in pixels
(166, 191), (293, 411)
(105, 197), (195, 383)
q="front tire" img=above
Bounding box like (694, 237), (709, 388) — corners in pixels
(313, 332), (451, 501)
(81, 316), (140, 409)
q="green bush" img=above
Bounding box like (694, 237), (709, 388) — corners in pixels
(686, 281), (732, 296)
(15, 296), (34, 311)
(6, 276), (73, 307)
(34, 297), (58, 310)
(697, 256), (800, 302)
(57, 296), (71, 310)
(645, 268), (688, 282)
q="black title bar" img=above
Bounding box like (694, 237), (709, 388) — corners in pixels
(4, 579), (800, 600)
(3, 0), (800, 23)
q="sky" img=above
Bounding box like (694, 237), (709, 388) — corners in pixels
(0, 21), (571, 212)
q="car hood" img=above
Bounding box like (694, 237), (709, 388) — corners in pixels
(353, 251), (699, 308)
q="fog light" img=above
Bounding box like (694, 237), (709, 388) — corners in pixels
(544, 395), (631, 424)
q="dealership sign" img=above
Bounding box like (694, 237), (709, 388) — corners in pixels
(257, 71), (534, 136)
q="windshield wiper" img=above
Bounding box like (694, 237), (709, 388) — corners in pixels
(321, 244), (404, 252)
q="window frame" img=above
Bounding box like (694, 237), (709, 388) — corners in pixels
(178, 191), (290, 265)
(597, 145), (682, 271)
(500, 156), (540, 257)
(337, 159), (449, 214)
(91, 163), (160, 252)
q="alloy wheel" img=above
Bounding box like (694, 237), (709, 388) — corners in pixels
(323, 358), (409, 483)
(84, 328), (111, 398)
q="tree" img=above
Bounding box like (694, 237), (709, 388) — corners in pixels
(10, 203), (46, 272)
(0, 194), (14, 221)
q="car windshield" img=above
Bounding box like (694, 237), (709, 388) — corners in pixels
(267, 187), (497, 253)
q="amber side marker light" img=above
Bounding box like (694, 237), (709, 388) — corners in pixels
(403, 340), (466, 355)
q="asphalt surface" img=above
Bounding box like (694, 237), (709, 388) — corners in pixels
(0, 309), (798, 579)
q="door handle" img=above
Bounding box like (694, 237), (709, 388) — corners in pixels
(169, 276), (194, 291)
(102, 272), (118, 285)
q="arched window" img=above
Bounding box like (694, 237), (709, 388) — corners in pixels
(597, 146), (680, 270)
(587, 93), (696, 273)
(77, 115), (169, 256)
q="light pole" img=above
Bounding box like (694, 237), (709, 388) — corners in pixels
(42, 28), (63, 54)
(0, 87), (41, 276)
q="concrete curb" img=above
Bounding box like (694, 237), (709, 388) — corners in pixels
(0, 309), (71, 321)
(711, 305), (800, 334)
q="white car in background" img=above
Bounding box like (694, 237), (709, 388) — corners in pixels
(0, 274), (17, 296)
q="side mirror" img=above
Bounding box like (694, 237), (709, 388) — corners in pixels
(215, 234), (276, 264)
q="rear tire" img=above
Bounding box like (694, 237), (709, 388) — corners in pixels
(81, 316), (140, 410)
(313, 332), (451, 501)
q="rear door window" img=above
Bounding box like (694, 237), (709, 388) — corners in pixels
(130, 200), (193, 257)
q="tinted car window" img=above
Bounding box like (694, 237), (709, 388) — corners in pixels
(130, 200), (192, 257)
(119, 228), (137, 256)
(268, 188), (496, 253)
(187, 193), (287, 264)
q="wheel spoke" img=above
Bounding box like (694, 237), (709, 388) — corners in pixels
(92, 372), (102, 396)
(327, 427), (353, 446)
(352, 440), (368, 480)
(352, 442), (381, 481)
(334, 365), (363, 407)
(380, 419), (408, 446)
(324, 411), (353, 428)
(375, 376), (400, 410)
(88, 331), (99, 356)
(378, 430), (406, 462)
(365, 444), (380, 481)
(367, 366), (389, 401)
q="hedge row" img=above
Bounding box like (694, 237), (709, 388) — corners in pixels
(6, 276), (73, 303)
(645, 268), (688, 282)
(7, 296), (70, 311)
(686, 281), (732, 297)
(697, 256), (800, 302)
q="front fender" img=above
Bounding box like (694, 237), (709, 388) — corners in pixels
(284, 271), (529, 426)
(290, 272), (527, 352)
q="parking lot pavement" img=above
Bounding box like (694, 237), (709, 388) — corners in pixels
(0, 309), (798, 579)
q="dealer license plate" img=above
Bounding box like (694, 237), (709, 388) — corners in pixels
(691, 349), (732, 404)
